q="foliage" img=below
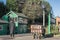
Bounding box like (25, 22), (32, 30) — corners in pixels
(22, 0), (51, 23)
(7, 0), (18, 11)
(45, 25), (58, 34)
(0, 2), (9, 18)
(6, 0), (52, 24)
(43, 1), (51, 12)
(50, 25), (59, 34)
(23, 0), (41, 23)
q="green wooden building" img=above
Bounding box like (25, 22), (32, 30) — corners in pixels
(16, 13), (28, 34)
(0, 19), (8, 35)
(1, 11), (28, 35)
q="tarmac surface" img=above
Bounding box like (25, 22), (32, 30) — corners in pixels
(0, 33), (60, 40)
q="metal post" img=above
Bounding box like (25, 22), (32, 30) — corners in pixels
(42, 1), (46, 37)
(43, 10), (45, 27)
(41, 1), (45, 27)
(42, 9), (45, 37)
(48, 13), (51, 34)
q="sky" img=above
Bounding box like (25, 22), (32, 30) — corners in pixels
(0, 0), (6, 5)
(48, 0), (60, 17)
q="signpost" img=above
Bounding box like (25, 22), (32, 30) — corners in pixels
(48, 13), (51, 34)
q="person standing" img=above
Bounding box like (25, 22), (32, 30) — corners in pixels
(9, 18), (15, 38)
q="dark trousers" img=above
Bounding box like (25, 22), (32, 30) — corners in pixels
(10, 26), (15, 37)
(9, 22), (15, 38)
(10, 29), (15, 37)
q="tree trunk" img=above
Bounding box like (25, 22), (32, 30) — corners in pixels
(32, 19), (35, 24)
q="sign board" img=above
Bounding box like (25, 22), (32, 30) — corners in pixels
(31, 25), (42, 33)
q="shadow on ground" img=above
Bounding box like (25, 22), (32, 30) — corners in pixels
(44, 33), (54, 38)
(0, 33), (54, 40)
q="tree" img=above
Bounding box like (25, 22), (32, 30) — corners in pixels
(37, 1), (52, 25)
(22, 0), (51, 23)
(43, 1), (51, 14)
(0, 2), (9, 18)
(7, 0), (25, 13)
(22, 0), (42, 23)
(7, 0), (18, 12)
(16, 0), (25, 13)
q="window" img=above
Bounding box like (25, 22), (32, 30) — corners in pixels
(0, 25), (3, 30)
(23, 19), (27, 24)
(18, 18), (23, 23)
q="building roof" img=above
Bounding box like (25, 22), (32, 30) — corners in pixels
(4, 10), (28, 18)
(7, 11), (18, 18)
(0, 19), (8, 23)
(16, 13), (28, 18)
